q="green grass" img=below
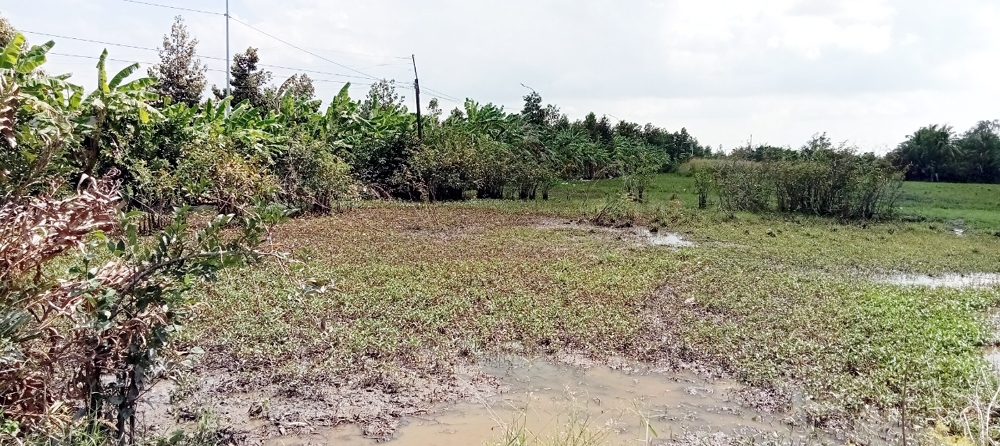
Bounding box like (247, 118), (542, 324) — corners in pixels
(181, 174), (1000, 441)
(898, 181), (1000, 230)
(549, 174), (698, 208)
(555, 174), (1000, 231)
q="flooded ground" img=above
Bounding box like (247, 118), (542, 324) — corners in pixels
(639, 229), (696, 248)
(874, 272), (1000, 289)
(264, 358), (801, 446)
(536, 218), (696, 248)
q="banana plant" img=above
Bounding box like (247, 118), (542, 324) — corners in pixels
(0, 34), (53, 75)
(0, 33), (80, 199)
(459, 99), (509, 141)
(317, 83), (365, 151)
(276, 90), (321, 126)
(73, 50), (162, 177)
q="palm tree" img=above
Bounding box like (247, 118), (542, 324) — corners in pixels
(894, 124), (959, 181)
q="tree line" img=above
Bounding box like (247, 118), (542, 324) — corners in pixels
(888, 122), (1000, 183)
(0, 14), (716, 442)
(728, 123), (1000, 184)
(1, 16), (713, 216)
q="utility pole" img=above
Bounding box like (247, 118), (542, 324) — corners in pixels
(225, 0), (231, 115)
(412, 54), (423, 143)
(225, 0), (231, 96)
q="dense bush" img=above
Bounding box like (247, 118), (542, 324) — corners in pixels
(276, 138), (358, 213)
(710, 147), (904, 219)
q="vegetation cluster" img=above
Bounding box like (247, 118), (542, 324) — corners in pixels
(0, 25), (284, 444)
(705, 135), (905, 220)
(3, 11), (1000, 446)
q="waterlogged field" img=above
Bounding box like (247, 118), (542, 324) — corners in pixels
(158, 175), (1000, 445)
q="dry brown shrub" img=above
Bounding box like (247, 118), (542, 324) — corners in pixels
(0, 179), (123, 432)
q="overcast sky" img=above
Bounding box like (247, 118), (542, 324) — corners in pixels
(4, 0), (999, 153)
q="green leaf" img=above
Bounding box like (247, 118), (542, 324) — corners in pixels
(15, 41), (54, 74)
(96, 49), (109, 94)
(109, 63), (140, 90)
(16, 55), (46, 74)
(118, 77), (155, 92)
(0, 34), (25, 69)
(68, 88), (83, 109)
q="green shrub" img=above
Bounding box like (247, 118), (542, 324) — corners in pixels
(676, 158), (722, 177)
(710, 149), (904, 220)
(712, 160), (773, 213)
(276, 139), (358, 213)
(172, 139), (277, 215)
(409, 128), (478, 201)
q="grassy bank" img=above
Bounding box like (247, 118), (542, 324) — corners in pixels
(178, 174), (1000, 442)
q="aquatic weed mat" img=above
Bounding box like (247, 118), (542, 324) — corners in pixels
(155, 203), (1000, 443)
(160, 205), (679, 439)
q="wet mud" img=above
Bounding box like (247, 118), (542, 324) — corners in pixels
(264, 358), (811, 446)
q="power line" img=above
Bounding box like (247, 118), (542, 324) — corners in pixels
(121, 0), (224, 16)
(422, 86), (462, 103)
(24, 31), (155, 53)
(23, 30), (230, 62)
(46, 53), (412, 93)
(255, 63), (373, 81)
(24, 30), (379, 81)
(34, 10), (465, 104)
(45, 53), (414, 92)
(115, 1), (460, 101)
(253, 46), (411, 62)
(227, 16), (381, 82)
(119, 0), (409, 62)
(49, 52), (228, 73)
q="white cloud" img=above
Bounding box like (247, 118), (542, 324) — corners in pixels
(3, 0), (998, 152)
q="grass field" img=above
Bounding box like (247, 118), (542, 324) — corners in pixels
(898, 181), (1000, 230)
(175, 174), (1000, 443)
(552, 174), (1000, 232)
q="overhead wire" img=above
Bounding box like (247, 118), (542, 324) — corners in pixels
(121, 0), (224, 16)
(51, 2), (467, 103)
(24, 30), (391, 82)
(421, 86), (463, 103)
(45, 53), (406, 91)
(226, 16), (381, 82)
(24, 30), (173, 54)
(49, 52), (229, 73)
(253, 64), (373, 81)
(118, 0), (410, 61)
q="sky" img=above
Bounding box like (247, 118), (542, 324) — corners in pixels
(4, 0), (999, 153)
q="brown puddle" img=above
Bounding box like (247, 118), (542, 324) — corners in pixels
(264, 358), (796, 446)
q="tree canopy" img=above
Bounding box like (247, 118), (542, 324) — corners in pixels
(148, 16), (207, 107)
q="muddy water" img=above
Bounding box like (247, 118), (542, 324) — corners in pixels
(266, 359), (785, 446)
(875, 272), (1000, 289)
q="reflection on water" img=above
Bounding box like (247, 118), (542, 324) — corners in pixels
(985, 348), (1000, 369)
(638, 229), (695, 248)
(876, 273), (1000, 289)
(265, 359), (788, 446)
